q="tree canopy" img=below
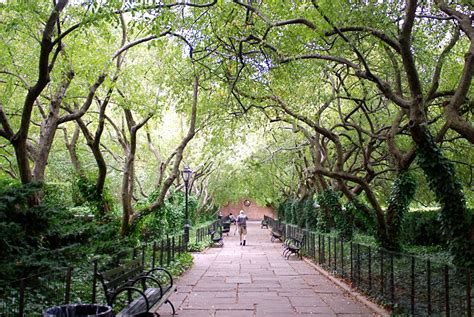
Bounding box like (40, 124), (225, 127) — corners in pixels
(0, 0), (473, 265)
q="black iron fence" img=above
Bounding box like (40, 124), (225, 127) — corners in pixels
(264, 215), (473, 316)
(0, 220), (219, 316)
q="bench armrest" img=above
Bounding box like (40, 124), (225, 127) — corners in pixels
(110, 286), (150, 312)
(131, 275), (164, 296)
(146, 267), (174, 288)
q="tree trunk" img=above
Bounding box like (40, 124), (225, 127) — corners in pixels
(384, 170), (416, 251)
(131, 75), (199, 226)
(411, 123), (473, 266)
(120, 109), (152, 236)
(63, 125), (83, 175)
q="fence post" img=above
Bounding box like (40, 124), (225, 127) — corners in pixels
(65, 267), (73, 304)
(444, 265), (450, 317)
(427, 260), (431, 315)
(172, 236), (175, 261)
(92, 259), (98, 303)
(160, 240), (164, 267)
(141, 244), (146, 267)
(334, 237), (337, 271)
(350, 241), (353, 283)
(466, 269), (472, 317)
(328, 237), (331, 269)
(167, 237), (171, 265)
(19, 278), (25, 317)
(380, 248), (384, 295)
(390, 253), (394, 306)
(322, 235), (325, 265)
(340, 239), (344, 276)
(152, 241), (157, 269)
(357, 244), (361, 285)
(368, 246), (372, 291)
(410, 256), (415, 315)
(411, 256), (415, 315)
(318, 234), (321, 264)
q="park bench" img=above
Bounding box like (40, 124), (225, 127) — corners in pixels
(261, 218), (268, 229)
(209, 228), (224, 247)
(283, 232), (305, 259)
(270, 224), (284, 242)
(221, 220), (231, 235)
(96, 257), (176, 316)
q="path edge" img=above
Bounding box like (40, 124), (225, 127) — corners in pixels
(302, 258), (391, 317)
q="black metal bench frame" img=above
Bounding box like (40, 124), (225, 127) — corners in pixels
(270, 225), (284, 242)
(221, 220), (231, 236)
(96, 257), (176, 316)
(209, 228), (224, 247)
(283, 232), (305, 259)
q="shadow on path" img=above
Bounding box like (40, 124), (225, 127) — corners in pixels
(156, 221), (387, 316)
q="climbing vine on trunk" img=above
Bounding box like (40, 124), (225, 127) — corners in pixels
(317, 189), (353, 240)
(384, 171), (417, 251)
(416, 132), (473, 267)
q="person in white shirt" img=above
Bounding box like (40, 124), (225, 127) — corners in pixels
(236, 210), (248, 246)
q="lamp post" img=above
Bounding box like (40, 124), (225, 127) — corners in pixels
(182, 166), (192, 248)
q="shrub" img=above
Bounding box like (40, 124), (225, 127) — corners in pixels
(135, 189), (201, 242)
(43, 182), (73, 207)
(402, 209), (473, 247)
(401, 210), (445, 246)
(302, 197), (317, 230)
(283, 199), (293, 224)
(276, 202), (285, 220)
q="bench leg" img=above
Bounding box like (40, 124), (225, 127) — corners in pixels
(166, 299), (176, 315)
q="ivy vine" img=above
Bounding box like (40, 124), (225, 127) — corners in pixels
(416, 132), (472, 267)
(317, 189), (353, 239)
(385, 170), (417, 251)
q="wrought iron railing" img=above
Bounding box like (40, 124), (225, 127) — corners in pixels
(264, 215), (473, 316)
(0, 220), (219, 316)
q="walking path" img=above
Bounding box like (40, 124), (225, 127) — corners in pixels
(156, 221), (387, 316)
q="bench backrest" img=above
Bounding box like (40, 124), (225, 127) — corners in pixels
(98, 258), (144, 298)
(292, 232), (304, 243)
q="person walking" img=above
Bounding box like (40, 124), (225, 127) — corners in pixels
(236, 210), (248, 246)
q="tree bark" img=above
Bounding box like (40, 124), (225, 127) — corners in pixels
(63, 124), (83, 175)
(132, 75), (199, 225)
(120, 109), (153, 236)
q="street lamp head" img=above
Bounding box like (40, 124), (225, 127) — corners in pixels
(182, 166), (192, 184)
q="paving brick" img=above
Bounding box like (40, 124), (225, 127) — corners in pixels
(155, 221), (386, 317)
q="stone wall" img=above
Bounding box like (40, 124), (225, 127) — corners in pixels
(219, 199), (276, 220)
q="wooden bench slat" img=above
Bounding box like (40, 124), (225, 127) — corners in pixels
(150, 284), (177, 312)
(105, 266), (144, 289)
(117, 287), (162, 316)
(102, 258), (142, 280)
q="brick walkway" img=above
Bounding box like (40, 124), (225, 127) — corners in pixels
(156, 221), (387, 316)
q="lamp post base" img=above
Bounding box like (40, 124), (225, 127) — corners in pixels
(184, 223), (190, 250)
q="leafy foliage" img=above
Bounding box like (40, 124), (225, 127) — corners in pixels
(302, 197), (317, 230)
(135, 189), (200, 242)
(71, 174), (114, 217)
(317, 189), (353, 240)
